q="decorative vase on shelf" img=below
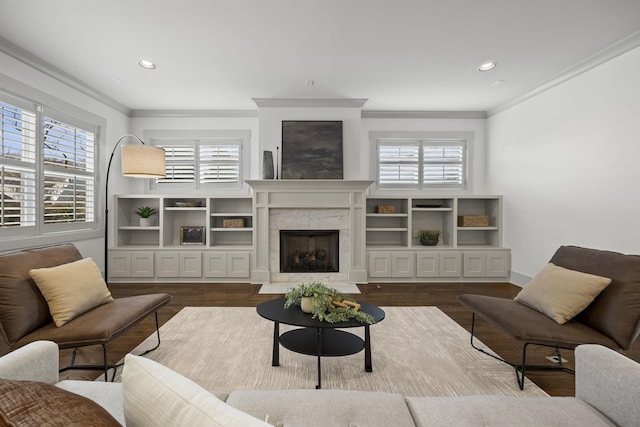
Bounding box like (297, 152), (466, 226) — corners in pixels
(263, 151), (274, 179)
(300, 297), (313, 313)
(140, 217), (153, 227)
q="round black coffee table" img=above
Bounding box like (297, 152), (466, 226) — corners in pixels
(256, 298), (385, 388)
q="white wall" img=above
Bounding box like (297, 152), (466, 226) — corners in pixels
(486, 46), (640, 284)
(0, 51), (130, 267)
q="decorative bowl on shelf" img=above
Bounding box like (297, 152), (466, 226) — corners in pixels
(420, 239), (439, 246)
(175, 201), (202, 207)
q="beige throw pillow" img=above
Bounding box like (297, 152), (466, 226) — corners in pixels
(122, 354), (270, 427)
(514, 263), (611, 324)
(29, 258), (113, 327)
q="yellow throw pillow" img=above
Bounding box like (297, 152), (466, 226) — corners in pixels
(514, 263), (611, 324)
(29, 258), (113, 327)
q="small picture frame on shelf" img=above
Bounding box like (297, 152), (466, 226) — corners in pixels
(180, 226), (205, 245)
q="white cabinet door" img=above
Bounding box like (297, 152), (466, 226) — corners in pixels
(109, 251), (154, 278)
(369, 251), (414, 278)
(227, 253), (250, 278)
(463, 251), (510, 278)
(463, 252), (486, 277)
(156, 252), (180, 277)
(180, 252), (202, 277)
(416, 252), (439, 277)
(485, 251), (510, 277)
(109, 251), (132, 278)
(368, 252), (392, 278)
(439, 252), (462, 277)
(392, 252), (414, 277)
(203, 252), (228, 277)
(131, 252), (155, 277)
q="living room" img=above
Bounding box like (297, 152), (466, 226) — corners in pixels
(1, 1), (640, 425)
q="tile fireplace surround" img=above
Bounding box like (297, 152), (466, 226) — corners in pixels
(246, 180), (373, 285)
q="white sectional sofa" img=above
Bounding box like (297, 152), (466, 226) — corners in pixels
(0, 340), (638, 426)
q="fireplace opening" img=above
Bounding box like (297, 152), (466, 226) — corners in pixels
(280, 230), (339, 273)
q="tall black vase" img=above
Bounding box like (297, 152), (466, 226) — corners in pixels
(263, 151), (274, 179)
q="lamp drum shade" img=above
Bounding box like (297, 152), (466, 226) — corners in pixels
(121, 145), (166, 178)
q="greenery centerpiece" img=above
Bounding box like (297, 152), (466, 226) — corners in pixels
(418, 229), (440, 246)
(284, 281), (375, 324)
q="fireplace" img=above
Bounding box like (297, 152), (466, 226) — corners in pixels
(280, 230), (339, 273)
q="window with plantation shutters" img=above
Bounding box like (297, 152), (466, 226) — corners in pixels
(42, 117), (95, 224)
(1, 100), (37, 227)
(200, 142), (240, 183)
(378, 142), (420, 185)
(155, 139), (242, 188)
(375, 133), (467, 190)
(1, 95), (98, 236)
(422, 142), (464, 186)
(158, 144), (196, 183)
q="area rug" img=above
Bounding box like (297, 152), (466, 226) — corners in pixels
(258, 283), (360, 294)
(119, 306), (547, 397)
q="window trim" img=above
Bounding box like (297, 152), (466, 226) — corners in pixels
(370, 131), (472, 192)
(144, 129), (251, 194)
(0, 86), (104, 251)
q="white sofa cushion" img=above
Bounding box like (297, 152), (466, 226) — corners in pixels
(121, 354), (270, 427)
(57, 380), (125, 426)
(405, 395), (615, 427)
(227, 389), (416, 427)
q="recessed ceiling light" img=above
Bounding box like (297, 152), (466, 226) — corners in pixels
(477, 61), (497, 72)
(138, 59), (156, 70)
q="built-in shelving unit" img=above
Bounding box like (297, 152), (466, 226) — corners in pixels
(109, 191), (509, 284)
(109, 194), (253, 283)
(365, 195), (510, 281)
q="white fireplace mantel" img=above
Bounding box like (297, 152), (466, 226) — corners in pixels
(246, 180), (373, 284)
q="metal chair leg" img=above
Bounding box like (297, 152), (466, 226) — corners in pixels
(468, 313), (574, 390)
(59, 311), (163, 382)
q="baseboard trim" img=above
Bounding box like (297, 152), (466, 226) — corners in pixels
(509, 271), (532, 287)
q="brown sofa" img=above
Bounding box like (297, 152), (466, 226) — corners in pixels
(458, 245), (640, 389)
(0, 244), (171, 379)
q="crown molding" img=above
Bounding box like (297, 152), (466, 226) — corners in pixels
(488, 29), (640, 117)
(130, 109), (258, 118)
(0, 37), (131, 116)
(252, 98), (368, 108)
(361, 110), (486, 119)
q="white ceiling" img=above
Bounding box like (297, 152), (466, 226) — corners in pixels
(1, 0), (640, 114)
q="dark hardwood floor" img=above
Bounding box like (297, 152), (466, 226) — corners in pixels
(59, 282), (640, 396)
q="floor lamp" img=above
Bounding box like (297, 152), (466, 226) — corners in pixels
(104, 134), (165, 282)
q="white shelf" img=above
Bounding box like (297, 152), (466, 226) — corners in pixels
(366, 213), (408, 217)
(411, 207), (453, 212)
(210, 212), (251, 217)
(457, 226), (499, 231)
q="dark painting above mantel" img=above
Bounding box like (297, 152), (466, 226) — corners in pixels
(281, 120), (343, 179)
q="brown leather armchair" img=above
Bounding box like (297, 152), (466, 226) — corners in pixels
(458, 245), (640, 389)
(0, 244), (171, 380)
